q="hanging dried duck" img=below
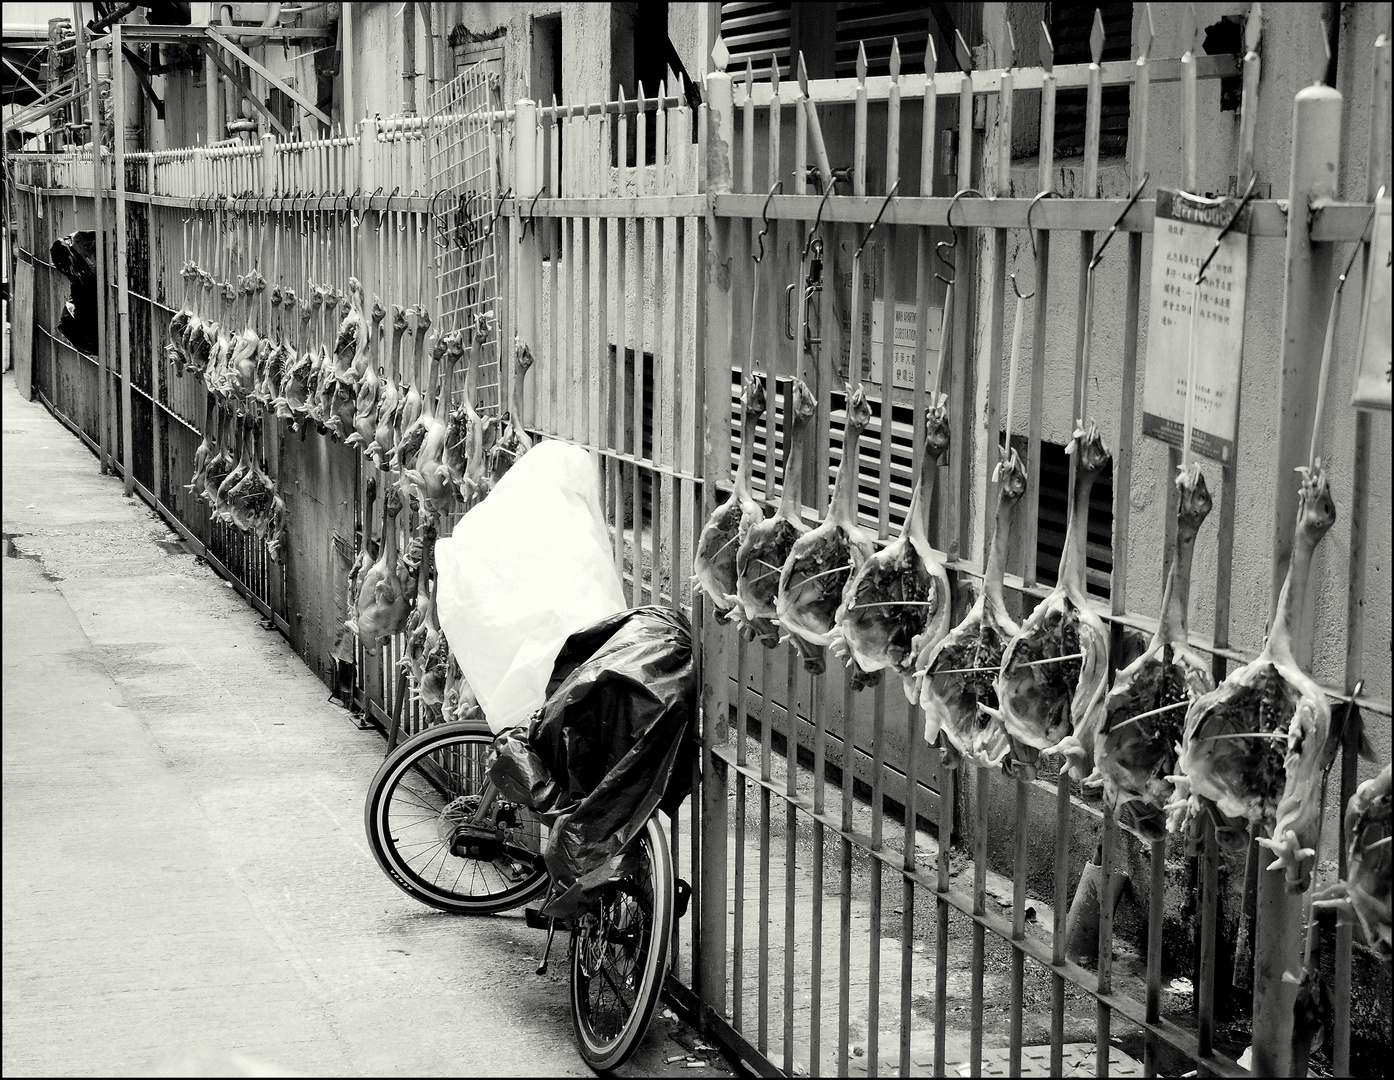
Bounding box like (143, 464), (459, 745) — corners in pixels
(735, 378), (816, 650)
(1094, 463), (1212, 839)
(694, 376), (769, 617)
(836, 398), (952, 701)
(917, 442), (1024, 766)
(1313, 764), (1391, 958)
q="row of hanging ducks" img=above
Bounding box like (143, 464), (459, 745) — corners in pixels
(336, 481), (482, 726)
(164, 223), (536, 723)
(696, 368), (1373, 912)
(166, 265), (534, 508)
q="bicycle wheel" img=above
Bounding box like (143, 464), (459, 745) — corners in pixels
(365, 720), (549, 914)
(569, 817), (674, 1072)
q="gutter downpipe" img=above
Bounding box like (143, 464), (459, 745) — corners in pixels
(343, 4), (354, 136)
(402, 2), (416, 116)
(112, 17), (134, 496)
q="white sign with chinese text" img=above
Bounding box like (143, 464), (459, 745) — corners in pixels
(1351, 194), (1391, 411)
(1142, 188), (1252, 464)
(837, 265), (940, 390)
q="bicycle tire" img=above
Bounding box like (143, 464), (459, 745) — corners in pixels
(569, 817), (674, 1072)
(364, 720), (549, 915)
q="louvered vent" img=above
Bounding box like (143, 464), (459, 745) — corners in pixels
(720, 2), (793, 81)
(727, 373), (917, 540)
(727, 377), (1114, 597)
(1049, 1), (1133, 160)
(834, 2), (934, 78)
(1033, 439), (1114, 597)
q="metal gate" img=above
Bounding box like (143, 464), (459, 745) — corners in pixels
(681, 13), (1391, 1080)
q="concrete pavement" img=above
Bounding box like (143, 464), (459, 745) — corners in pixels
(1, 373), (728, 1078)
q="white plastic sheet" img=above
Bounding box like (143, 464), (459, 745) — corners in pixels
(434, 441), (627, 733)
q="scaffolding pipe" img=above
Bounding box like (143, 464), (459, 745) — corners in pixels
(87, 32), (111, 474)
(112, 19), (134, 497)
(402, 2), (417, 115)
(1251, 77), (1343, 1080)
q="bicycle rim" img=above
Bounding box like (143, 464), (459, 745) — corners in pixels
(569, 818), (674, 1072)
(364, 722), (548, 914)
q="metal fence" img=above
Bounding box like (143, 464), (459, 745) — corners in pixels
(685, 16), (1391, 1080)
(6, 9), (1392, 1078)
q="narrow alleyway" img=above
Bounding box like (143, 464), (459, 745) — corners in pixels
(1, 374), (727, 1079)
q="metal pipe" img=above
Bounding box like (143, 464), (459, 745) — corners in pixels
(1251, 73), (1344, 1080)
(113, 22), (134, 496)
(88, 34), (111, 475)
(342, 5), (354, 131)
(402, 2), (417, 115)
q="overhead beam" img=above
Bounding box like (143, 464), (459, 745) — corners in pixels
(2, 53), (44, 98)
(199, 42), (290, 138)
(120, 44), (165, 119)
(86, 25), (331, 48)
(205, 25), (330, 128)
(2, 79), (81, 132)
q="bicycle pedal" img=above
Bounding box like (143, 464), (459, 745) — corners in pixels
(674, 877), (692, 920)
(524, 906), (549, 930)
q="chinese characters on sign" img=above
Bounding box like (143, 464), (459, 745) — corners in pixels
(837, 266), (941, 390)
(1350, 194), (1391, 411)
(1142, 188), (1252, 463)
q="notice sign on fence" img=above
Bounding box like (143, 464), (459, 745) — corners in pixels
(1350, 194), (1391, 411)
(1142, 188), (1252, 464)
(838, 266), (941, 390)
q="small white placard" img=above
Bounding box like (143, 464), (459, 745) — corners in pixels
(1351, 195), (1391, 412)
(1141, 188), (1252, 464)
(837, 266), (940, 390)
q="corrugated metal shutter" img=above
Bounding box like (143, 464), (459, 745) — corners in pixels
(1049, 1), (1132, 160)
(834, 2), (934, 78)
(721, 3), (950, 82)
(1032, 439), (1114, 597)
(720, 2), (793, 81)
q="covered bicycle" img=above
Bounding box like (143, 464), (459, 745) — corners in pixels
(364, 605), (697, 1072)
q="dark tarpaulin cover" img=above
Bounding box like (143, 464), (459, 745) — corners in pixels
(50, 231), (99, 353)
(487, 605), (697, 890)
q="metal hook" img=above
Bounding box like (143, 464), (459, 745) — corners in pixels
(855, 179), (900, 260)
(455, 191), (477, 249)
(348, 186), (363, 228)
(1087, 173), (1150, 272)
(369, 185), (385, 222)
(427, 189), (450, 248)
(802, 180), (837, 261)
(482, 187), (511, 242)
(519, 186), (544, 243)
(1025, 189), (1057, 260)
(754, 180), (782, 264)
(1011, 271), (1034, 300)
(935, 188), (983, 284)
(1195, 173), (1259, 285)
